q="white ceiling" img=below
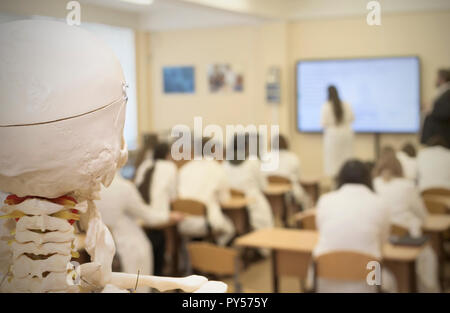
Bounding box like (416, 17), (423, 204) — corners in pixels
(81, 0), (450, 30)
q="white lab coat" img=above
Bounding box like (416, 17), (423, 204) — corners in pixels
(177, 159), (235, 246)
(222, 160), (274, 231)
(396, 151), (418, 182)
(134, 159), (178, 217)
(321, 101), (354, 177)
(96, 173), (170, 292)
(417, 146), (450, 191)
(263, 150), (309, 207)
(373, 177), (440, 292)
(313, 184), (396, 292)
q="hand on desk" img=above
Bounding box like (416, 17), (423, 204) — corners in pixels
(169, 211), (185, 222)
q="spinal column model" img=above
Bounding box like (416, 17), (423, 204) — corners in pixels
(0, 20), (225, 293)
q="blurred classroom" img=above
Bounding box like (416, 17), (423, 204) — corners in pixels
(2, 0), (449, 293)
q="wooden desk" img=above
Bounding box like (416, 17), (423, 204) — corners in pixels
(264, 183), (292, 227)
(221, 197), (250, 236)
(235, 228), (424, 292)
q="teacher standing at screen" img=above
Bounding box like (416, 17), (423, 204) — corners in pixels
(321, 85), (355, 177)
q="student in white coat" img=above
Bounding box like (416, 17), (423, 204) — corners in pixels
(264, 134), (310, 209)
(396, 143), (418, 182)
(313, 160), (396, 292)
(321, 85), (355, 178)
(223, 134), (274, 233)
(417, 136), (450, 192)
(177, 138), (235, 247)
(372, 147), (439, 292)
(134, 142), (182, 276)
(96, 172), (178, 292)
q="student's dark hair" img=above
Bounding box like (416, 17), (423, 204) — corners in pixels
(153, 142), (170, 161)
(401, 142), (417, 158)
(328, 85), (343, 124)
(228, 134), (248, 166)
(427, 135), (449, 149)
(336, 159), (373, 190)
(134, 133), (158, 180)
(277, 134), (289, 150)
(137, 142), (170, 205)
(438, 68), (450, 83)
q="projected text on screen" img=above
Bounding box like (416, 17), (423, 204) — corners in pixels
(296, 57), (420, 133)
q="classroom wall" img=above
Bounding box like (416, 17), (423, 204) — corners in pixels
(148, 10), (450, 177)
(149, 23), (288, 134)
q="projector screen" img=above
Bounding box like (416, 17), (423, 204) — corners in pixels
(296, 56), (420, 133)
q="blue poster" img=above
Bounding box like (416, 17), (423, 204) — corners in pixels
(163, 66), (195, 93)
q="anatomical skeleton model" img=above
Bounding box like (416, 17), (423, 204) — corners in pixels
(0, 20), (226, 293)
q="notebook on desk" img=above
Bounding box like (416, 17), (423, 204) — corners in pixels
(389, 235), (429, 247)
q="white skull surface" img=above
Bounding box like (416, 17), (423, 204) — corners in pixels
(0, 20), (128, 200)
(0, 20), (225, 293)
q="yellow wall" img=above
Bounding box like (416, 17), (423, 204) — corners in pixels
(149, 24), (288, 132)
(148, 10), (450, 177)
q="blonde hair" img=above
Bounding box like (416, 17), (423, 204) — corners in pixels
(373, 146), (404, 179)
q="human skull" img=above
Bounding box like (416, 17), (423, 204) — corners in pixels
(0, 20), (128, 201)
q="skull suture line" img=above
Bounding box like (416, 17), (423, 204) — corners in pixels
(0, 20), (225, 293)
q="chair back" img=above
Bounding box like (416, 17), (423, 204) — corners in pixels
(230, 189), (245, 199)
(423, 198), (448, 214)
(390, 224), (409, 237)
(187, 242), (238, 276)
(314, 251), (380, 282)
(421, 188), (450, 197)
(296, 213), (317, 230)
(171, 199), (207, 216)
(268, 175), (291, 185)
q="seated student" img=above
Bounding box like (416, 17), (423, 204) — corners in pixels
(264, 134), (311, 209)
(134, 142), (182, 276)
(96, 171), (181, 292)
(417, 135), (450, 192)
(396, 142), (418, 182)
(313, 160), (395, 292)
(177, 137), (235, 246)
(222, 134), (274, 232)
(373, 147), (439, 292)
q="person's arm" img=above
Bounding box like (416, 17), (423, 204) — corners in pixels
(125, 181), (169, 227)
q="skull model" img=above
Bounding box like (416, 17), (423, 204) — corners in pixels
(0, 20), (225, 293)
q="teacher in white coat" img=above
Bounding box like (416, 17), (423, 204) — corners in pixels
(321, 85), (355, 178)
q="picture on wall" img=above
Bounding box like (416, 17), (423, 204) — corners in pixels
(208, 64), (244, 93)
(163, 66), (195, 94)
(266, 66), (281, 104)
